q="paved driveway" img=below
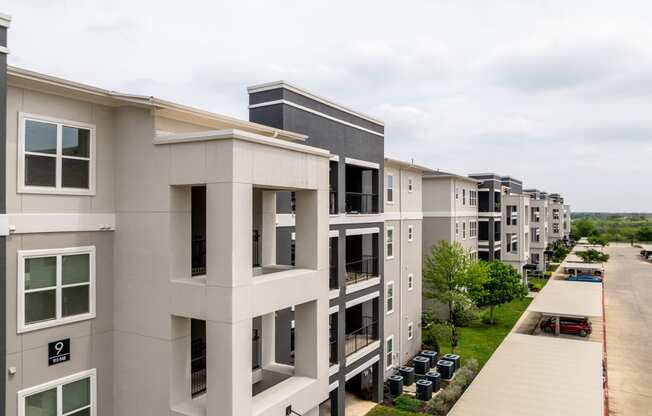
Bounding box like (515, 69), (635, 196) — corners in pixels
(604, 244), (652, 415)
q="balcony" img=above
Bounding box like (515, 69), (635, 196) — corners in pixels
(345, 316), (378, 357)
(345, 192), (378, 214)
(345, 163), (379, 214)
(345, 256), (378, 285)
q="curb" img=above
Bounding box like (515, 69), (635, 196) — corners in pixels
(602, 277), (609, 416)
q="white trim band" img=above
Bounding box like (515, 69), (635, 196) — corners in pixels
(249, 100), (384, 137)
(3, 213), (116, 234)
(345, 226), (380, 236)
(0, 13), (11, 28)
(344, 157), (380, 169)
(346, 352), (380, 380)
(0, 46), (9, 55)
(345, 290), (380, 308)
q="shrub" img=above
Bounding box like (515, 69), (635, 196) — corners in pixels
(424, 359), (479, 415)
(546, 263), (559, 272)
(452, 295), (480, 327)
(423, 323), (453, 352)
(543, 271), (552, 278)
(394, 394), (423, 412)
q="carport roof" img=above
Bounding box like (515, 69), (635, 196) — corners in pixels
(449, 333), (604, 416)
(528, 280), (602, 317)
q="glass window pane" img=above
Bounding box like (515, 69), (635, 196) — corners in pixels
(62, 126), (90, 157)
(25, 387), (57, 416)
(62, 254), (90, 285)
(25, 290), (56, 324)
(25, 155), (56, 187)
(25, 257), (57, 290)
(62, 159), (89, 189)
(25, 120), (57, 154)
(63, 377), (90, 413)
(66, 408), (91, 416)
(62, 285), (90, 317)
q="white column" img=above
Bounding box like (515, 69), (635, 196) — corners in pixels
(295, 189), (329, 270)
(261, 191), (277, 267)
(261, 312), (276, 367)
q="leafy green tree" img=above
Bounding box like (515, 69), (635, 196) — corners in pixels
(588, 235), (609, 246)
(468, 261), (527, 324)
(573, 218), (598, 237)
(423, 241), (487, 351)
(577, 249), (610, 263)
(637, 226), (652, 242)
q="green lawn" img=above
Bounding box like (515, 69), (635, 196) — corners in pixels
(366, 405), (428, 416)
(438, 297), (532, 369)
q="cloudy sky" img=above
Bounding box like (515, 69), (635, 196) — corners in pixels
(4, 0), (651, 212)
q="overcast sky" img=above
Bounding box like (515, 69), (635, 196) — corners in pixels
(4, 0), (651, 212)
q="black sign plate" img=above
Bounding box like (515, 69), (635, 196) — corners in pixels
(48, 339), (70, 366)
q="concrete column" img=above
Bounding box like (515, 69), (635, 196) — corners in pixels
(261, 191), (277, 267)
(170, 317), (191, 407)
(206, 182), (252, 287)
(294, 300), (319, 378)
(555, 316), (560, 336)
(206, 319), (253, 416)
(295, 189), (328, 270)
(261, 312), (276, 367)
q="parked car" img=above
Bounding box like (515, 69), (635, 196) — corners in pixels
(567, 274), (603, 283)
(540, 317), (592, 337)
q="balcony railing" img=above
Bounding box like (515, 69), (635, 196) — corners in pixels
(345, 255), (378, 285)
(191, 338), (206, 397)
(191, 237), (206, 276)
(345, 192), (378, 214)
(330, 327), (338, 365)
(345, 317), (378, 356)
(330, 264), (338, 290)
(330, 190), (337, 215)
(252, 329), (261, 370)
(252, 230), (261, 267)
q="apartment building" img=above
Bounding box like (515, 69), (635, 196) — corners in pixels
(383, 158), (428, 380)
(468, 174), (503, 261)
(1, 21), (339, 416)
(422, 171), (479, 259)
(0, 14), (8, 416)
(248, 82), (422, 415)
(548, 193), (565, 243)
(524, 189), (550, 272)
(501, 183), (531, 280)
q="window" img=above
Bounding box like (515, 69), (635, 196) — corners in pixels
(532, 253), (540, 264)
(386, 227), (394, 259)
(19, 114), (95, 195)
(407, 273), (414, 291)
(462, 222), (467, 239)
(469, 221), (477, 238)
(531, 227), (540, 242)
(408, 178), (413, 192)
(553, 209), (560, 220)
(386, 281), (394, 314)
(553, 223), (560, 234)
(462, 189), (466, 206)
(387, 174), (394, 203)
(531, 207), (540, 222)
(469, 251), (477, 261)
(455, 187), (459, 200)
(469, 190), (477, 206)
(18, 246), (95, 332)
(407, 322), (414, 340)
(18, 369), (96, 416)
(386, 336), (394, 369)
(408, 225), (414, 242)
(455, 221), (459, 236)
(507, 205), (518, 226)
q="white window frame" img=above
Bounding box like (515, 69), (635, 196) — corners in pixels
(470, 190), (477, 206)
(18, 369), (97, 416)
(386, 281), (395, 315)
(17, 246), (96, 333)
(407, 322), (414, 340)
(386, 226), (394, 259)
(407, 177), (413, 193)
(462, 189), (466, 206)
(407, 273), (414, 291)
(18, 113), (97, 196)
(386, 174), (394, 204)
(455, 221), (459, 236)
(407, 225), (414, 242)
(470, 221), (477, 238)
(385, 336), (394, 370)
(462, 221), (467, 239)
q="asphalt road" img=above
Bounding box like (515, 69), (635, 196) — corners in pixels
(604, 244), (652, 415)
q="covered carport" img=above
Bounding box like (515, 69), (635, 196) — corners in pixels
(448, 333), (604, 416)
(528, 280), (602, 335)
(562, 259), (605, 277)
(639, 243), (652, 260)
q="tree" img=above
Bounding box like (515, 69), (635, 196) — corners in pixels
(637, 226), (652, 242)
(573, 218), (598, 237)
(468, 261), (527, 324)
(577, 249), (610, 263)
(423, 241), (486, 352)
(588, 235), (609, 246)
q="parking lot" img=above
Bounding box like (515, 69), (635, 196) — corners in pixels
(604, 244), (652, 415)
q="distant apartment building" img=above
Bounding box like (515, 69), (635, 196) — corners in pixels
(422, 171), (479, 259)
(501, 181), (531, 280)
(547, 193), (565, 243)
(524, 189), (550, 272)
(468, 174), (504, 261)
(247, 82), (423, 415)
(563, 204), (572, 238)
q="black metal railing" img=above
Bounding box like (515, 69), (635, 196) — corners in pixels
(329, 327), (338, 365)
(191, 237), (206, 276)
(330, 264), (338, 290)
(252, 230), (260, 267)
(330, 190), (337, 215)
(345, 255), (378, 285)
(191, 338), (206, 397)
(252, 329), (261, 370)
(345, 192), (378, 214)
(345, 318), (378, 356)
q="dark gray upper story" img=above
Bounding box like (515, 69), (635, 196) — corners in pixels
(248, 83), (385, 216)
(500, 176), (523, 194)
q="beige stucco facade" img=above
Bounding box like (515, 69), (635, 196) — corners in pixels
(501, 192), (531, 279)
